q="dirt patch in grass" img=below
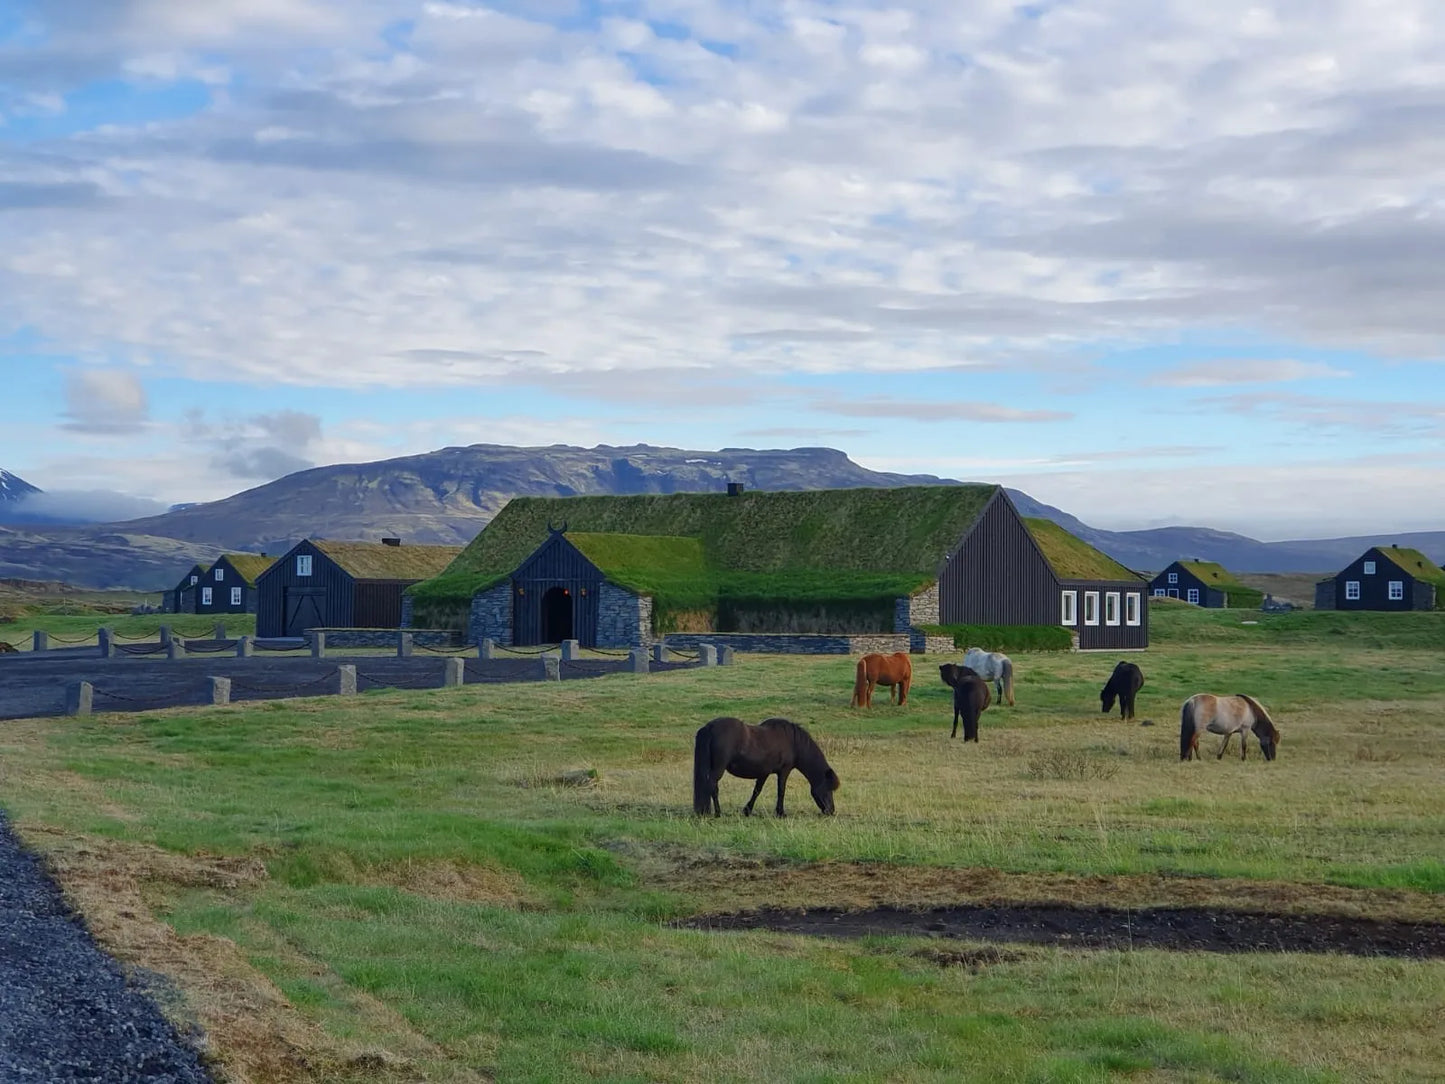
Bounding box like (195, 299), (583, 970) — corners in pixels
(684, 903), (1445, 959)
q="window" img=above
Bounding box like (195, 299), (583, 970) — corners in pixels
(1167, 588), (1179, 598)
(215, 567), (224, 581)
(296, 554), (313, 577)
(1187, 588), (1200, 604)
(1152, 588), (1166, 598)
(1363, 561), (1376, 575)
(1388, 581), (1404, 601)
(1345, 580), (1360, 600)
(201, 587), (212, 605)
(1060, 590), (1077, 625)
(1167, 572), (1178, 584)
(1105, 592), (1121, 625)
(1126, 593), (1141, 626)
(230, 587), (242, 606)
(189, 575), (198, 585)
(1084, 591), (1100, 625)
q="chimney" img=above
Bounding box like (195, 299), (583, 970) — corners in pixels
(726, 482), (745, 497)
(381, 537), (401, 547)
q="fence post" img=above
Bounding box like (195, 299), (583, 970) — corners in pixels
(561, 639), (580, 660)
(65, 681), (93, 716)
(442, 657), (464, 687)
(214, 622), (226, 640)
(541, 653), (561, 681)
(397, 631), (414, 658)
(235, 636), (253, 658)
(628, 649), (650, 674)
(652, 642), (668, 664)
(209, 677), (231, 706)
(310, 632), (326, 659)
(33, 630), (48, 652)
(167, 639), (187, 660)
(717, 645), (735, 666)
(337, 664), (357, 696)
(479, 637), (496, 660)
(97, 627), (114, 659)
(159, 625), (172, 646)
(698, 644), (718, 667)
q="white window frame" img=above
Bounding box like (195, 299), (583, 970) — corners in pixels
(1105, 591), (1121, 625)
(189, 574), (198, 585)
(1345, 580), (1360, 600)
(201, 587), (213, 606)
(1167, 572), (1178, 584)
(1060, 590), (1077, 626)
(1152, 588), (1166, 598)
(215, 567), (225, 581)
(1388, 580), (1404, 601)
(230, 586), (243, 606)
(296, 554), (313, 577)
(1187, 588), (1200, 604)
(1126, 593), (1141, 626)
(1167, 588), (1179, 598)
(1083, 591), (1100, 626)
(1363, 561), (1376, 575)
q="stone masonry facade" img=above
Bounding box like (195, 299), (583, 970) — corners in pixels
(468, 582), (514, 646)
(662, 632), (955, 656)
(597, 582), (653, 649)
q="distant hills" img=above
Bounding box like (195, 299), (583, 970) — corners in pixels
(1, 446), (1441, 591)
(0, 469), (40, 506)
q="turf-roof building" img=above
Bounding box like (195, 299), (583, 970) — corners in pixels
(408, 485), (1149, 651)
(164, 563), (210, 614)
(256, 538), (463, 638)
(194, 553), (276, 616)
(1314, 546), (1445, 611)
(1148, 560), (1262, 609)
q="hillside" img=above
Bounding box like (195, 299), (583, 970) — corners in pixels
(0, 469), (40, 505)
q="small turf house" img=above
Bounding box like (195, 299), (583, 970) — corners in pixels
(256, 538), (463, 638)
(408, 485), (1149, 650)
(1148, 560), (1262, 609)
(194, 553), (276, 616)
(1314, 545), (1445, 611)
(165, 563), (210, 614)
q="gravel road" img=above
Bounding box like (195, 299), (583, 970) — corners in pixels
(0, 809), (213, 1082)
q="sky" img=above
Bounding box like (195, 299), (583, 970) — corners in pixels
(1, 0), (1443, 541)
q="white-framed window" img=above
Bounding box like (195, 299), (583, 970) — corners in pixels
(1168, 588), (1179, 598)
(230, 587), (242, 606)
(1363, 561), (1376, 575)
(189, 574), (198, 585)
(1084, 591), (1100, 626)
(1187, 588), (1200, 604)
(1060, 590), (1077, 626)
(201, 587), (213, 605)
(1388, 581), (1404, 601)
(1167, 572), (1178, 584)
(1345, 580), (1360, 600)
(1152, 588), (1166, 598)
(1126, 593), (1141, 626)
(215, 567), (225, 581)
(1105, 592), (1121, 625)
(297, 554), (313, 577)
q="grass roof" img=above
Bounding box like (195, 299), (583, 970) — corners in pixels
(1376, 546), (1445, 590)
(1177, 560), (1250, 591)
(562, 533), (709, 594)
(412, 485), (999, 603)
(1024, 518), (1140, 582)
(219, 553), (276, 586)
(313, 540), (463, 582)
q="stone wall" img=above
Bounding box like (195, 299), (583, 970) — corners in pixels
(309, 628), (465, 649)
(469, 582), (514, 646)
(893, 582), (940, 632)
(596, 582), (653, 649)
(662, 632), (956, 656)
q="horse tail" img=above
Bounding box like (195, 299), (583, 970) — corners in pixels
(1000, 656), (1015, 706)
(850, 658), (868, 707)
(1179, 698), (1195, 761)
(693, 725), (714, 814)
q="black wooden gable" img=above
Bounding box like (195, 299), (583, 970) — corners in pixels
(512, 531), (606, 586)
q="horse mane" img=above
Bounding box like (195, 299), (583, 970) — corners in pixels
(1236, 693), (1279, 739)
(762, 717), (837, 787)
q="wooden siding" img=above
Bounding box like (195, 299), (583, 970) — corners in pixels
(1148, 562), (1225, 608)
(1065, 580), (1149, 650)
(195, 557), (258, 615)
(510, 533), (604, 646)
(1328, 548), (1435, 611)
(939, 493), (1058, 625)
(354, 581), (413, 629)
(256, 541), (356, 637)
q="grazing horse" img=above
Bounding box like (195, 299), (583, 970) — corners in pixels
(693, 716), (840, 817)
(962, 647), (1015, 707)
(850, 651), (912, 708)
(1179, 694), (1280, 762)
(1100, 661), (1145, 720)
(939, 663), (991, 741)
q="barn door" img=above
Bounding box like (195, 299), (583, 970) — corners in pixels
(283, 588), (326, 637)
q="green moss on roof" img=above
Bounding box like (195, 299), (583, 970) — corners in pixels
(1177, 560), (1248, 590)
(1376, 546), (1445, 590)
(411, 485), (999, 603)
(1024, 518), (1140, 582)
(312, 540), (463, 581)
(220, 553), (276, 586)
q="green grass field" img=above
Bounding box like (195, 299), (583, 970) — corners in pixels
(0, 612), (256, 649)
(1, 606), (1442, 1082)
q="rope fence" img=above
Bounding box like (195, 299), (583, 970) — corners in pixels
(228, 672), (338, 696)
(46, 632), (97, 645)
(355, 669), (442, 691)
(495, 644), (559, 656)
(180, 640), (240, 653)
(414, 642), (474, 656)
(115, 643), (168, 656)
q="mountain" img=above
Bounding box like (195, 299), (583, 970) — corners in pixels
(0, 523), (221, 591)
(0, 469), (41, 505)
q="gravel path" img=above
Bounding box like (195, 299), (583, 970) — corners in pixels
(0, 809), (213, 1082)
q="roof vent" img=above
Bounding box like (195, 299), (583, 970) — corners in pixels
(726, 482), (745, 497)
(381, 537), (401, 547)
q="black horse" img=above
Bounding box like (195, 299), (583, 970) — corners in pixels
(939, 663), (991, 741)
(1101, 661), (1145, 720)
(692, 717), (839, 817)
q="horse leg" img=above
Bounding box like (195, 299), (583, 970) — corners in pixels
(709, 774), (722, 817)
(951, 704), (959, 739)
(742, 777), (767, 816)
(1217, 732), (1232, 759)
(774, 769), (789, 817)
(899, 675), (910, 706)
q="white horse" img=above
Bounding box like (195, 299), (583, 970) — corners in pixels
(962, 647), (1015, 707)
(1179, 693), (1280, 761)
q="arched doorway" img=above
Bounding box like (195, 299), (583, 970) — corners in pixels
(540, 586), (573, 643)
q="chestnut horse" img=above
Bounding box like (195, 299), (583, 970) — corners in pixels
(692, 716), (839, 817)
(850, 651), (912, 708)
(939, 663), (991, 741)
(1180, 693), (1280, 761)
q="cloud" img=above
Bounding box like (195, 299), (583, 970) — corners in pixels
(4, 489), (168, 523)
(1149, 360), (1353, 387)
(812, 394), (1071, 423)
(60, 369), (150, 434)
(183, 408), (324, 481)
(0, 181), (106, 212)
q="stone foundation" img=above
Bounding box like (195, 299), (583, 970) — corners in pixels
(308, 628), (465, 649)
(597, 583), (653, 649)
(469, 582), (514, 646)
(894, 583), (940, 632)
(662, 632), (955, 655)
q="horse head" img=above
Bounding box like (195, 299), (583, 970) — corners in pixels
(810, 768), (840, 815)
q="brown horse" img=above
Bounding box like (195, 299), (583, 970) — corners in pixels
(850, 651), (912, 708)
(939, 663), (991, 740)
(1180, 693), (1280, 761)
(693, 716), (839, 817)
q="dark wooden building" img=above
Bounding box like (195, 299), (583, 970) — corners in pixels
(256, 539), (462, 638)
(165, 563), (210, 614)
(1148, 560), (1261, 608)
(194, 553), (276, 616)
(1314, 546), (1445, 611)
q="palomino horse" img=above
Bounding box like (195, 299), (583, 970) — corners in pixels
(1100, 661), (1145, 720)
(850, 651), (912, 708)
(693, 716), (840, 817)
(1179, 694), (1280, 761)
(939, 663), (991, 741)
(962, 647), (1015, 707)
